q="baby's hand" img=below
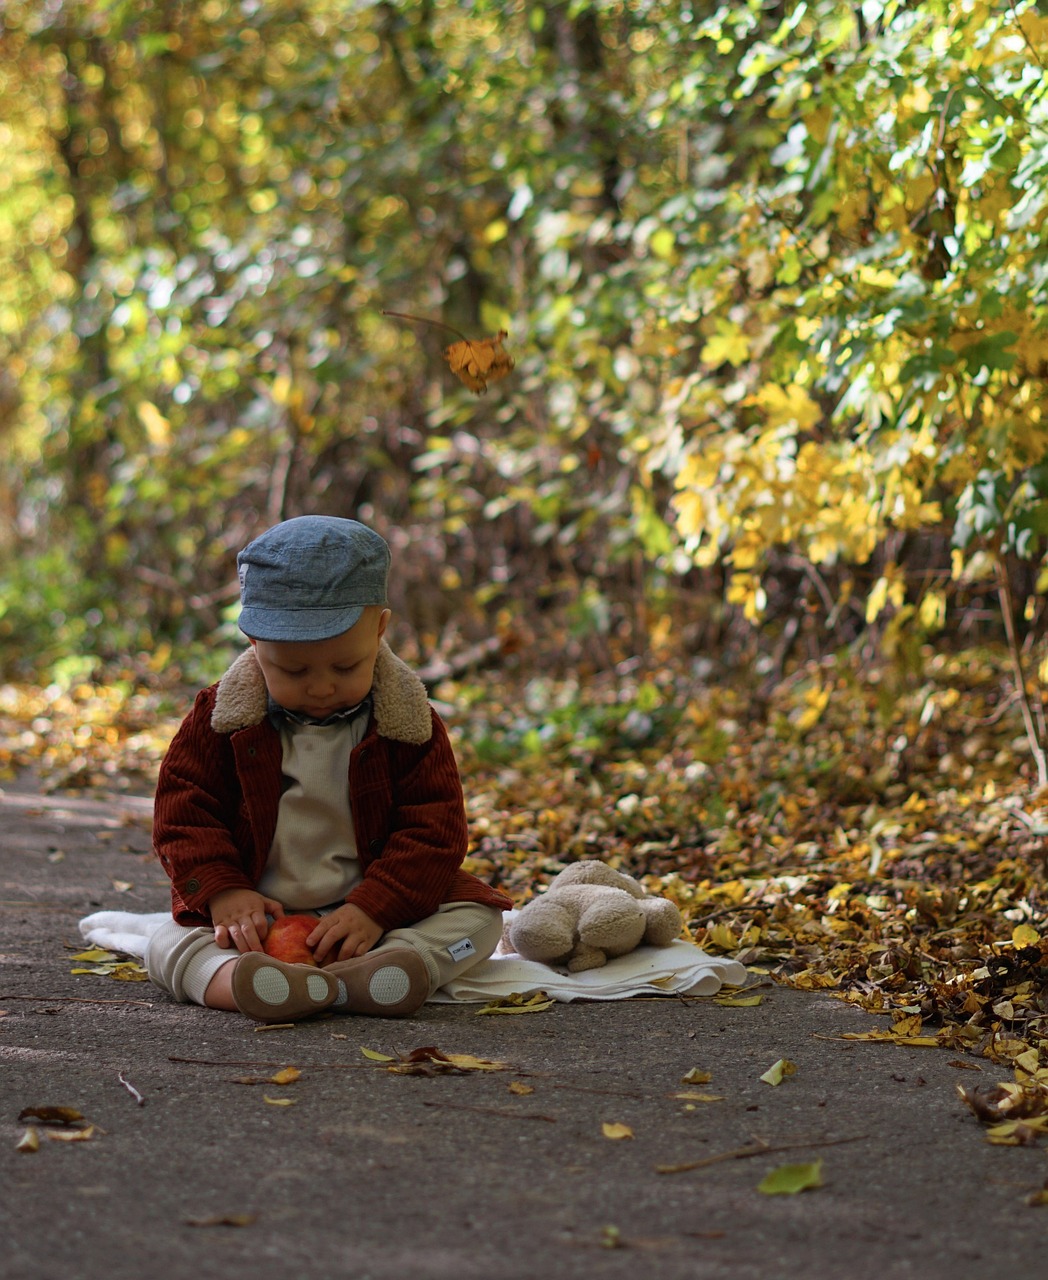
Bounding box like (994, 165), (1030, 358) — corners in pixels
(309, 904), (383, 964)
(210, 888), (285, 953)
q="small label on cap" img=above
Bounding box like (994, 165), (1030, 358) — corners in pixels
(238, 563), (249, 591)
(447, 937), (476, 963)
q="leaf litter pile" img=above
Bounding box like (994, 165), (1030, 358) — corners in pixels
(4, 642), (1048, 1154)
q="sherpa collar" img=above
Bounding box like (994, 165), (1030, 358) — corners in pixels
(210, 641), (433, 745)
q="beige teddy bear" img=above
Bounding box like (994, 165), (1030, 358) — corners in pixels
(504, 861), (683, 972)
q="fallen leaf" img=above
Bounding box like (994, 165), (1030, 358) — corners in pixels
(360, 1047), (396, 1062)
(760, 1058), (798, 1086)
(18, 1106), (86, 1126)
(670, 1091), (724, 1102)
(680, 1068), (713, 1085)
(602, 1122), (634, 1140)
(269, 1067), (301, 1085)
(112, 880), (133, 892)
(476, 991), (554, 1015)
(46, 1125), (96, 1142)
(758, 1159), (823, 1195)
(16, 1127), (39, 1153)
(442, 331), (514, 394)
(70, 947), (120, 963)
(508, 1081), (535, 1096)
(714, 992), (763, 1007)
(263, 1096), (296, 1107)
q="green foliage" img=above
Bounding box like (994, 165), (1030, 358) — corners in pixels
(0, 0), (1047, 680)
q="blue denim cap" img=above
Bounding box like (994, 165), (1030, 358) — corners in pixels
(237, 516), (390, 642)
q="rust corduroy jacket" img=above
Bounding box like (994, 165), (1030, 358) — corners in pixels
(153, 641), (512, 930)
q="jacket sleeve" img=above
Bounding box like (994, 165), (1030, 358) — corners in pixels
(153, 689), (265, 923)
(344, 711), (471, 930)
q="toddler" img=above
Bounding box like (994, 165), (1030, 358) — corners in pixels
(146, 515), (511, 1022)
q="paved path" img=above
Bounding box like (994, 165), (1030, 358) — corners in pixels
(1, 778), (1044, 1280)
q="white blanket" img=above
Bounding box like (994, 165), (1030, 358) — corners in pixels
(78, 910), (748, 1003)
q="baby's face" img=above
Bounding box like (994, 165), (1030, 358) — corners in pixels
(252, 608), (389, 719)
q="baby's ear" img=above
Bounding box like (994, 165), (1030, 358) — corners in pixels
(377, 608), (391, 639)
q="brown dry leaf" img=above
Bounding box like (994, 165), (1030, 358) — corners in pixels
(18, 1106), (86, 1126)
(379, 1045), (510, 1076)
(442, 331), (514, 394)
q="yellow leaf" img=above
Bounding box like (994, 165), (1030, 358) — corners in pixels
(16, 1127), (39, 1153)
(713, 992), (763, 1007)
(1013, 924), (1040, 948)
(360, 1047), (396, 1062)
(751, 383), (821, 432)
(758, 1159), (823, 1195)
(602, 1122), (634, 1140)
(46, 1125), (96, 1142)
(70, 948), (120, 963)
(760, 1058), (798, 1086)
(137, 401), (170, 448)
(269, 1067), (301, 1086)
(670, 1092), (724, 1102)
(680, 1068), (713, 1084)
(508, 1081), (535, 1096)
(262, 1096), (296, 1107)
(443, 1053), (508, 1072)
(700, 319), (750, 367)
(476, 992), (555, 1015)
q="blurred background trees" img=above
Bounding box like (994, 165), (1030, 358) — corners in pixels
(2, 0), (1048, 702)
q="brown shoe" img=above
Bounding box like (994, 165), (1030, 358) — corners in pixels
(231, 952), (339, 1023)
(326, 948), (430, 1017)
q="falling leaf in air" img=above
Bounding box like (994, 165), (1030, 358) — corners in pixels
(760, 1058), (798, 1086)
(442, 331), (514, 394)
(602, 1122), (634, 1140)
(758, 1160), (823, 1195)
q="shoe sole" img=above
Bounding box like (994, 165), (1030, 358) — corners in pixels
(327, 948), (430, 1018)
(231, 953), (338, 1022)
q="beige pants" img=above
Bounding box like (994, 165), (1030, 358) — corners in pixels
(146, 902), (505, 1006)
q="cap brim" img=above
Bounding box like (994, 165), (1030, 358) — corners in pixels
(238, 604), (366, 642)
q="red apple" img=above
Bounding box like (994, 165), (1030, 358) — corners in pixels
(263, 914), (320, 966)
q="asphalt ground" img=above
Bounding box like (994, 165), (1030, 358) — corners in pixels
(2, 775), (1047, 1280)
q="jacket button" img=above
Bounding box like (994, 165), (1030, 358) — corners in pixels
(185, 878), (201, 894)
(368, 839), (382, 854)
